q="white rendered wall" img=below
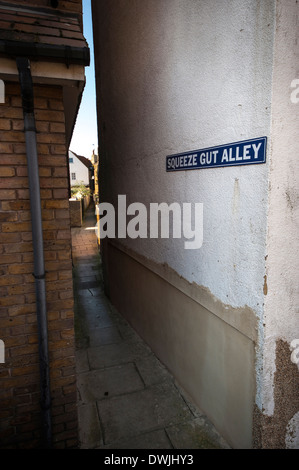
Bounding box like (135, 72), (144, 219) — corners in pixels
(262, 0), (299, 447)
(69, 151), (89, 186)
(95, 0), (275, 314)
(93, 0), (299, 446)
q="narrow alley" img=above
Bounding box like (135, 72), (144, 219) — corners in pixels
(71, 202), (230, 450)
(0, 0), (297, 451)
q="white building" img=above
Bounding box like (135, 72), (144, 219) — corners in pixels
(91, 0), (299, 449)
(69, 150), (91, 187)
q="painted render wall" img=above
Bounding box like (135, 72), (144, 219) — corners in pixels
(258, 0), (299, 449)
(92, 0), (298, 448)
(69, 151), (90, 187)
(94, 0), (274, 310)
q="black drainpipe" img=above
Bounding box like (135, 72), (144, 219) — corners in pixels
(16, 57), (52, 449)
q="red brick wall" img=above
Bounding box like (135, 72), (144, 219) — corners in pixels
(0, 82), (78, 448)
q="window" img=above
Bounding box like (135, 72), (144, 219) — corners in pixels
(71, 173), (76, 180)
(69, 157), (73, 163)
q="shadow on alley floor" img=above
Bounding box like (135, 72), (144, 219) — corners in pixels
(71, 202), (230, 450)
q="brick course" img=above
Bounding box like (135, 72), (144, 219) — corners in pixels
(0, 81), (78, 448)
(7, 0), (82, 15)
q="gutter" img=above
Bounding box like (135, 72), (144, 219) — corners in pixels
(16, 57), (52, 449)
(1, 40), (90, 67)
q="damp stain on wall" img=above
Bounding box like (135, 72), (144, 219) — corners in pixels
(253, 339), (299, 448)
(263, 274), (268, 296)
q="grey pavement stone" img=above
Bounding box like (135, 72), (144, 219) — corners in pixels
(77, 280), (99, 290)
(75, 265), (97, 274)
(135, 354), (173, 386)
(101, 429), (173, 450)
(86, 313), (114, 330)
(97, 382), (194, 445)
(108, 306), (140, 340)
(78, 402), (103, 449)
(87, 341), (147, 369)
(166, 417), (231, 449)
(89, 326), (123, 347)
(78, 297), (114, 330)
(76, 269), (97, 283)
(86, 287), (104, 297)
(73, 207), (230, 450)
(77, 275), (99, 283)
(77, 363), (144, 404)
(77, 289), (95, 298)
(75, 349), (89, 373)
(76, 262), (98, 269)
(80, 295), (112, 312)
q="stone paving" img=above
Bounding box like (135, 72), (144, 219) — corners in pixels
(71, 202), (230, 450)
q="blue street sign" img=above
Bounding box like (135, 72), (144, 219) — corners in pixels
(166, 137), (267, 172)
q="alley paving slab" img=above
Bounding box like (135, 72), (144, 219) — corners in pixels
(72, 202), (231, 450)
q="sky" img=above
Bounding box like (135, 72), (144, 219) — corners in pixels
(70, 0), (98, 160)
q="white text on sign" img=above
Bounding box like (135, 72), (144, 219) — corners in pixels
(166, 137), (267, 171)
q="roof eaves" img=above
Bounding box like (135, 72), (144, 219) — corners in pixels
(0, 39), (90, 66)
